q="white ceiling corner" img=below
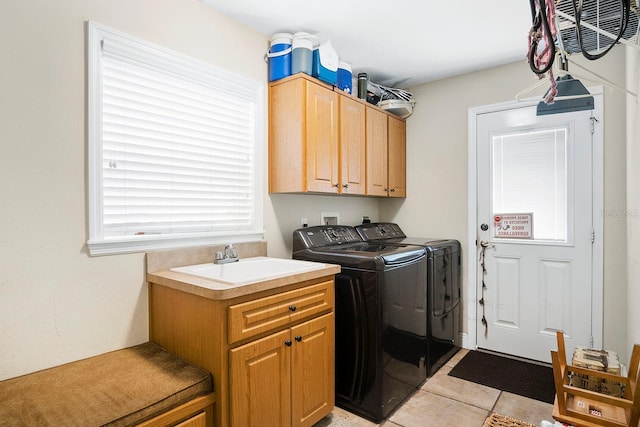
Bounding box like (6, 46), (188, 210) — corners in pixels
(202, 0), (532, 88)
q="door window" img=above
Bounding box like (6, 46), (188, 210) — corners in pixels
(491, 126), (570, 242)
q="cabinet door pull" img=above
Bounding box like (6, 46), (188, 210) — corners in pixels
(295, 335), (302, 342)
(342, 184), (349, 189)
(390, 188), (396, 192)
(289, 305), (297, 312)
(285, 340), (292, 347)
(333, 183), (340, 188)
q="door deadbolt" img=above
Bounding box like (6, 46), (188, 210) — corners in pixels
(480, 223), (489, 231)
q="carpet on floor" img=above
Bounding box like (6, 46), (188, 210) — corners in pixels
(483, 413), (538, 427)
(448, 350), (556, 404)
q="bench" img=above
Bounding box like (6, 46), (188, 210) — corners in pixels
(0, 342), (215, 427)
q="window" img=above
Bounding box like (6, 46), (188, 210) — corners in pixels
(491, 127), (569, 241)
(87, 22), (264, 256)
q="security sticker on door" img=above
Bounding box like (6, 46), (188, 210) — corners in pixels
(493, 213), (533, 239)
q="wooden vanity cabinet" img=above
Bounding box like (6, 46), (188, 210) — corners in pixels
(230, 313), (334, 426)
(149, 276), (335, 427)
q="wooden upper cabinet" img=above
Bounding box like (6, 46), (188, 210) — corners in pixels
(269, 74), (406, 198)
(269, 76), (339, 194)
(306, 82), (339, 193)
(365, 107), (389, 197)
(338, 96), (366, 195)
(269, 77), (305, 193)
(387, 116), (406, 198)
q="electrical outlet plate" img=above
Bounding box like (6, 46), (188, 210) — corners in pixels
(320, 212), (339, 226)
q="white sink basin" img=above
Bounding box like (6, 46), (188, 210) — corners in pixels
(170, 256), (327, 285)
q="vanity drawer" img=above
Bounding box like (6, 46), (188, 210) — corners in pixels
(228, 280), (334, 344)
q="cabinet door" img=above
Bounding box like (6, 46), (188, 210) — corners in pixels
(230, 329), (292, 427)
(387, 116), (406, 198)
(306, 81), (339, 193)
(290, 313), (335, 427)
(269, 77), (306, 193)
(338, 96), (366, 195)
(365, 107), (389, 196)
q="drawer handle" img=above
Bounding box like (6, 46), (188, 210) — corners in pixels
(295, 335), (302, 342)
(285, 340), (292, 347)
(289, 305), (297, 312)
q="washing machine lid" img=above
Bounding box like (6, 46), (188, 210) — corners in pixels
(292, 225), (426, 270)
(356, 223), (456, 250)
(317, 242), (426, 265)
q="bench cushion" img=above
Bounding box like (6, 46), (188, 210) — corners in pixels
(0, 342), (212, 427)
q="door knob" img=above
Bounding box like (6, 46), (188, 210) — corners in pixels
(480, 240), (494, 248)
(480, 223), (489, 231)
(288, 305), (297, 312)
(284, 340), (292, 347)
(295, 335), (302, 342)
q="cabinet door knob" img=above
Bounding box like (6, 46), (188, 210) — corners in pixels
(390, 188), (396, 192)
(384, 188), (388, 192)
(289, 305), (297, 312)
(333, 183), (340, 188)
(295, 335), (302, 342)
(285, 340), (292, 347)
(342, 184), (349, 189)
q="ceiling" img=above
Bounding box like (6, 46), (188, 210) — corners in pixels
(202, 0), (533, 88)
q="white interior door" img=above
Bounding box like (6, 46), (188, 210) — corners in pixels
(476, 104), (599, 362)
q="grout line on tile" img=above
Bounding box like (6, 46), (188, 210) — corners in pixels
(418, 387), (500, 414)
(489, 390), (503, 413)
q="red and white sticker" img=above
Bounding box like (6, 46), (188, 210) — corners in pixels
(493, 213), (533, 239)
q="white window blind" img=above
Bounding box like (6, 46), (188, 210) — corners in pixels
(492, 127), (569, 241)
(87, 22), (264, 255)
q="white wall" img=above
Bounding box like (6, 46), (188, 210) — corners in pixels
(0, 0), (381, 381)
(0, 0), (633, 381)
(265, 194), (380, 257)
(383, 49), (629, 358)
(0, 0), (269, 380)
(626, 47), (640, 354)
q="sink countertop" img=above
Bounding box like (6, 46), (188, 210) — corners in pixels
(147, 262), (340, 300)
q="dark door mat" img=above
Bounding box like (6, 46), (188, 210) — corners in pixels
(448, 350), (555, 404)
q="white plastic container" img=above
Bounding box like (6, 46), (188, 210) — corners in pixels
(378, 99), (415, 119)
(312, 40), (338, 85)
(291, 32), (315, 75)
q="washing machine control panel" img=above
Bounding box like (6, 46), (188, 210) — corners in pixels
(296, 226), (361, 248)
(356, 223), (406, 240)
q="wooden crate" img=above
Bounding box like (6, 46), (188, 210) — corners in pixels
(570, 346), (624, 397)
(551, 331), (640, 427)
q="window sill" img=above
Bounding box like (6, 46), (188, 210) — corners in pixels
(86, 231), (265, 256)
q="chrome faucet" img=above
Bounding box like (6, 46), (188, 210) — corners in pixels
(215, 243), (239, 264)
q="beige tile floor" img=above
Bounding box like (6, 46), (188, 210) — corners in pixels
(314, 349), (554, 427)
